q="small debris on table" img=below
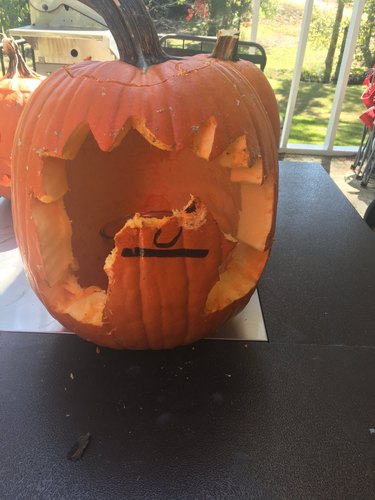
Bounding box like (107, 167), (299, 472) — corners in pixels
(67, 432), (91, 462)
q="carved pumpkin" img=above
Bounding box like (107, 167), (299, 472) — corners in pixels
(12, 0), (279, 349)
(0, 38), (44, 199)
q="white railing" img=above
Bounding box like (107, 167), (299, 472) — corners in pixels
(251, 0), (366, 156)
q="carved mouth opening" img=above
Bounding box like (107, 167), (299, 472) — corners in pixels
(31, 121), (274, 328)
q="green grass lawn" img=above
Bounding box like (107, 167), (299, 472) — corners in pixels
(242, 1), (366, 147)
(269, 79), (365, 146)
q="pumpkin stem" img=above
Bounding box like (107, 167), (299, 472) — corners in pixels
(78, 0), (171, 70)
(211, 30), (240, 61)
(2, 38), (19, 78)
(2, 37), (40, 78)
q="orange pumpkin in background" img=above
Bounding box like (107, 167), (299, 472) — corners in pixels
(12, 0), (279, 349)
(0, 38), (44, 199)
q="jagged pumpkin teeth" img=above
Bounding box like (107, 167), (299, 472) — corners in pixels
(61, 123), (91, 159)
(11, 0), (279, 350)
(218, 135), (250, 168)
(192, 116), (218, 160)
(130, 117), (173, 151)
(229, 157), (265, 185)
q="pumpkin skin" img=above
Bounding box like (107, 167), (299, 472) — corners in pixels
(12, 0), (279, 349)
(0, 38), (44, 199)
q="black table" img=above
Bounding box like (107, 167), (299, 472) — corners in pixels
(1, 162), (375, 499)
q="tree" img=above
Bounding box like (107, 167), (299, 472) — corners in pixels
(186, 0), (276, 36)
(207, 0), (243, 35)
(310, 0), (374, 82)
(0, 0), (30, 32)
(356, 0), (375, 69)
(333, 24), (348, 82)
(144, 0), (187, 32)
(323, 0), (345, 83)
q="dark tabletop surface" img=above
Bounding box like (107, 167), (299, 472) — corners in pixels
(259, 162), (375, 347)
(1, 162), (375, 499)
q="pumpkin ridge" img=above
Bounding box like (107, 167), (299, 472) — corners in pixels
(187, 72), (229, 159)
(13, 68), (72, 179)
(213, 61), (266, 160)
(217, 60), (279, 152)
(31, 58), (272, 159)
(230, 59), (280, 143)
(54, 76), (100, 157)
(64, 56), (215, 88)
(213, 61), (277, 178)
(196, 62), (277, 253)
(204, 64), (261, 167)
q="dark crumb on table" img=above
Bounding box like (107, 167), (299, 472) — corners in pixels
(67, 432), (91, 462)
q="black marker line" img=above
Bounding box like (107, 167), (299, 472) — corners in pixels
(121, 248), (209, 258)
(153, 227), (183, 248)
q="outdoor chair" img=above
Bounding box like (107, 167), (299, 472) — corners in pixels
(159, 34), (267, 72)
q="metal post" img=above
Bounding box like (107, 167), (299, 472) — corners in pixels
(250, 0), (261, 42)
(279, 0), (315, 150)
(324, 0), (366, 152)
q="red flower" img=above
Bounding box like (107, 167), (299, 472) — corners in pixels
(186, 0), (209, 21)
(186, 8), (194, 21)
